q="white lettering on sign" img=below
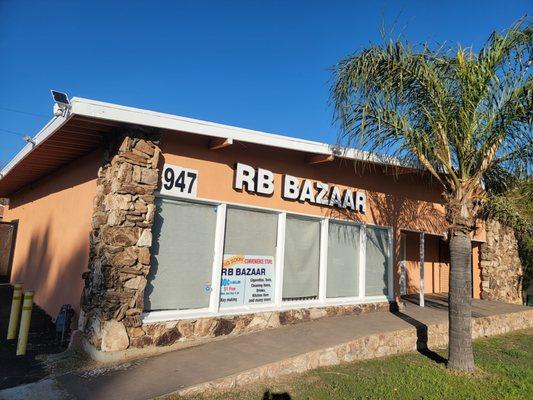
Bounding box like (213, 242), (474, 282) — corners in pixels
(356, 191), (366, 213)
(234, 163), (256, 192)
(315, 182), (329, 205)
(299, 179), (315, 203)
(283, 175), (299, 200)
(160, 164), (198, 198)
(234, 163), (274, 195)
(257, 168), (274, 195)
(234, 163), (366, 213)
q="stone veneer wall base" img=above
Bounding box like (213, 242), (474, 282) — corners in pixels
(78, 301), (395, 361)
(80, 332), (231, 364)
(77, 301), (395, 362)
(175, 309), (533, 397)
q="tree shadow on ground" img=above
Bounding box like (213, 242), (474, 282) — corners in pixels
(389, 304), (447, 365)
(262, 390), (292, 399)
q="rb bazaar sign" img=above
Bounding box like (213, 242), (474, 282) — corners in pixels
(233, 163), (366, 213)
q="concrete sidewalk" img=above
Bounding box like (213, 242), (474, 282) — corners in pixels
(1, 298), (531, 400)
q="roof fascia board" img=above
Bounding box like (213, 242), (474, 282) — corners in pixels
(0, 113), (71, 179)
(70, 97), (403, 167)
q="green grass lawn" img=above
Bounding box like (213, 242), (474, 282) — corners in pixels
(176, 329), (533, 400)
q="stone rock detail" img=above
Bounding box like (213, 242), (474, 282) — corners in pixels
(178, 308), (533, 396)
(80, 129), (161, 350)
(480, 220), (523, 304)
(101, 320), (130, 352)
(127, 302), (391, 350)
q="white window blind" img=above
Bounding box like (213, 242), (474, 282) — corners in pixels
(144, 198), (217, 311)
(326, 222), (360, 298)
(223, 208), (278, 256)
(365, 226), (390, 296)
(282, 216), (320, 301)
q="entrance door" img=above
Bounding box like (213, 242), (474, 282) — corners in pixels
(0, 221), (17, 283)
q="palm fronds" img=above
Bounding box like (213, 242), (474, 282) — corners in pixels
(331, 18), (533, 205)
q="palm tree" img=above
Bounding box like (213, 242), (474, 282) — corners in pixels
(331, 19), (532, 371)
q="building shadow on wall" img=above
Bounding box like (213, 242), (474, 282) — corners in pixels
(14, 224), (90, 321)
(328, 192), (448, 365)
(368, 193), (448, 365)
(328, 191), (447, 299)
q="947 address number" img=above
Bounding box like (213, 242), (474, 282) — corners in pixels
(160, 164), (198, 197)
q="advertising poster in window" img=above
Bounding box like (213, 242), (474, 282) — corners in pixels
(220, 255), (274, 308)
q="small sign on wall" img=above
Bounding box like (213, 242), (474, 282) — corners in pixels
(220, 255), (275, 308)
(160, 164), (198, 198)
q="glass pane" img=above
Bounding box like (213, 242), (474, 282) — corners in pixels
(365, 226), (390, 296)
(144, 198), (217, 311)
(220, 208), (277, 308)
(283, 216), (320, 301)
(327, 222), (360, 298)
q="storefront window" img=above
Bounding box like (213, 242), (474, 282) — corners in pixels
(326, 222), (360, 298)
(365, 226), (390, 296)
(144, 198), (217, 311)
(144, 196), (392, 320)
(219, 207), (278, 308)
(282, 216), (320, 301)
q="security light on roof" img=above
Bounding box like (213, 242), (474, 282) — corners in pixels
(51, 90), (71, 116)
(51, 90), (69, 106)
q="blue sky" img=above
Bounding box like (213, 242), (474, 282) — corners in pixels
(0, 1), (530, 168)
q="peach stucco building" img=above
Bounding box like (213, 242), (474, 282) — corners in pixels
(0, 97), (485, 353)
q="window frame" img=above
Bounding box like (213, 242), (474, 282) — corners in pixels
(219, 205), (280, 312)
(142, 192), (393, 324)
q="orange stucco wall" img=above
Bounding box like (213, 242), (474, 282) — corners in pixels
(472, 242), (482, 299)
(403, 230), (482, 298)
(3, 149), (101, 317)
(162, 133), (450, 231)
(404, 232), (448, 294)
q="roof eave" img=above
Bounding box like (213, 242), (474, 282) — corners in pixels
(69, 97), (407, 168)
(0, 113), (72, 180)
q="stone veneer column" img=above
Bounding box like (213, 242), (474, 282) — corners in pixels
(479, 219), (523, 304)
(80, 128), (161, 351)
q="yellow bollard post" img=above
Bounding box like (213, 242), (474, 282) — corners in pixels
(16, 291), (34, 356)
(7, 283), (23, 340)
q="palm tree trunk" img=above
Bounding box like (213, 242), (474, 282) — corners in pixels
(447, 229), (475, 371)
